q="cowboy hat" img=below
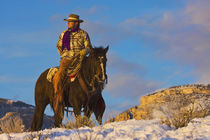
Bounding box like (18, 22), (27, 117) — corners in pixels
(64, 14), (84, 23)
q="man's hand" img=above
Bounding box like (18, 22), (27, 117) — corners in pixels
(80, 49), (87, 56)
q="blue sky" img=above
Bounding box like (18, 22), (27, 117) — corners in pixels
(0, 0), (210, 120)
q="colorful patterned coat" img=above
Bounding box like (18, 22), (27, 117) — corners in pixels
(56, 29), (92, 58)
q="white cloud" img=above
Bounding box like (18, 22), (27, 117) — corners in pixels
(84, 6), (108, 16)
(118, 0), (210, 84)
(105, 72), (159, 98)
(107, 52), (146, 74)
(121, 17), (147, 27)
(156, 0), (210, 83)
(0, 45), (43, 58)
(0, 75), (34, 83)
(82, 20), (127, 46)
(48, 14), (65, 23)
(105, 52), (160, 102)
(73, 5), (109, 17)
(185, 0), (210, 31)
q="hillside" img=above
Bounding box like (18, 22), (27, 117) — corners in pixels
(0, 98), (53, 133)
(106, 84), (210, 123)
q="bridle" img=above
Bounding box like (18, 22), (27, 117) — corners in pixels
(94, 56), (107, 84)
(82, 52), (107, 93)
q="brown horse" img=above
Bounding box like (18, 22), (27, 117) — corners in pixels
(30, 46), (108, 131)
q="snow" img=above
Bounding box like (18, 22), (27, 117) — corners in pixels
(0, 116), (210, 140)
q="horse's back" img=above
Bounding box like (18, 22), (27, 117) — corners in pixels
(34, 69), (53, 105)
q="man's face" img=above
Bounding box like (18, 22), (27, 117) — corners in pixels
(68, 21), (79, 29)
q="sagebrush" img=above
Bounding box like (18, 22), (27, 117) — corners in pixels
(161, 102), (209, 129)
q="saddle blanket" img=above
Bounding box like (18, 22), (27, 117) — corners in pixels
(46, 67), (58, 82)
(46, 67), (76, 83)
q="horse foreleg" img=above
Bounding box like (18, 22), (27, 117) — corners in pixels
(31, 104), (47, 131)
(73, 106), (82, 117)
(94, 97), (106, 125)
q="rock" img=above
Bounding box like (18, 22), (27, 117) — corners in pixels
(0, 98), (53, 133)
(106, 84), (210, 123)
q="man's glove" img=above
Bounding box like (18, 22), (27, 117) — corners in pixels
(80, 49), (87, 56)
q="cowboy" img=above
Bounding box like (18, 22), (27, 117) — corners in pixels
(53, 14), (92, 106)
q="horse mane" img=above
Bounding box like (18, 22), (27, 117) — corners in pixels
(81, 47), (97, 83)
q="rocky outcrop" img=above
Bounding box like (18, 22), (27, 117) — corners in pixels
(106, 84), (210, 123)
(0, 98), (53, 133)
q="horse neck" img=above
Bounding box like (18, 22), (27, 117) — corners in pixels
(81, 56), (95, 83)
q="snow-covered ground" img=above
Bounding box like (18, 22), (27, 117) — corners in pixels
(1, 116), (210, 140)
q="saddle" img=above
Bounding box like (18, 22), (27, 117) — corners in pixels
(46, 55), (93, 98)
(46, 67), (77, 82)
(47, 54), (83, 83)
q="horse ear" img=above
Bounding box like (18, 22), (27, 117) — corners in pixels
(105, 46), (109, 53)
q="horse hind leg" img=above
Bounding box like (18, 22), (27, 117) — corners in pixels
(31, 103), (47, 131)
(53, 96), (64, 128)
(53, 107), (64, 127)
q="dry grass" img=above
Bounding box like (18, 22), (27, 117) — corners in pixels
(0, 112), (25, 133)
(161, 102), (209, 129)
(62, 115), (99, 140)
(63, 115), (96, 129)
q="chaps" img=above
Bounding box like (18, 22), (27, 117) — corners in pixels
(53, 58), (72, 112)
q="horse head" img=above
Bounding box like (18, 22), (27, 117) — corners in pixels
(89, 46), (109, 87)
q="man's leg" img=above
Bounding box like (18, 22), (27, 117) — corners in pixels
(53, 58), (72, 112)
(53, 58), (72, 93)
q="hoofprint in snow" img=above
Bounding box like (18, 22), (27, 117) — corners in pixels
(1, 116), (210, 140)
